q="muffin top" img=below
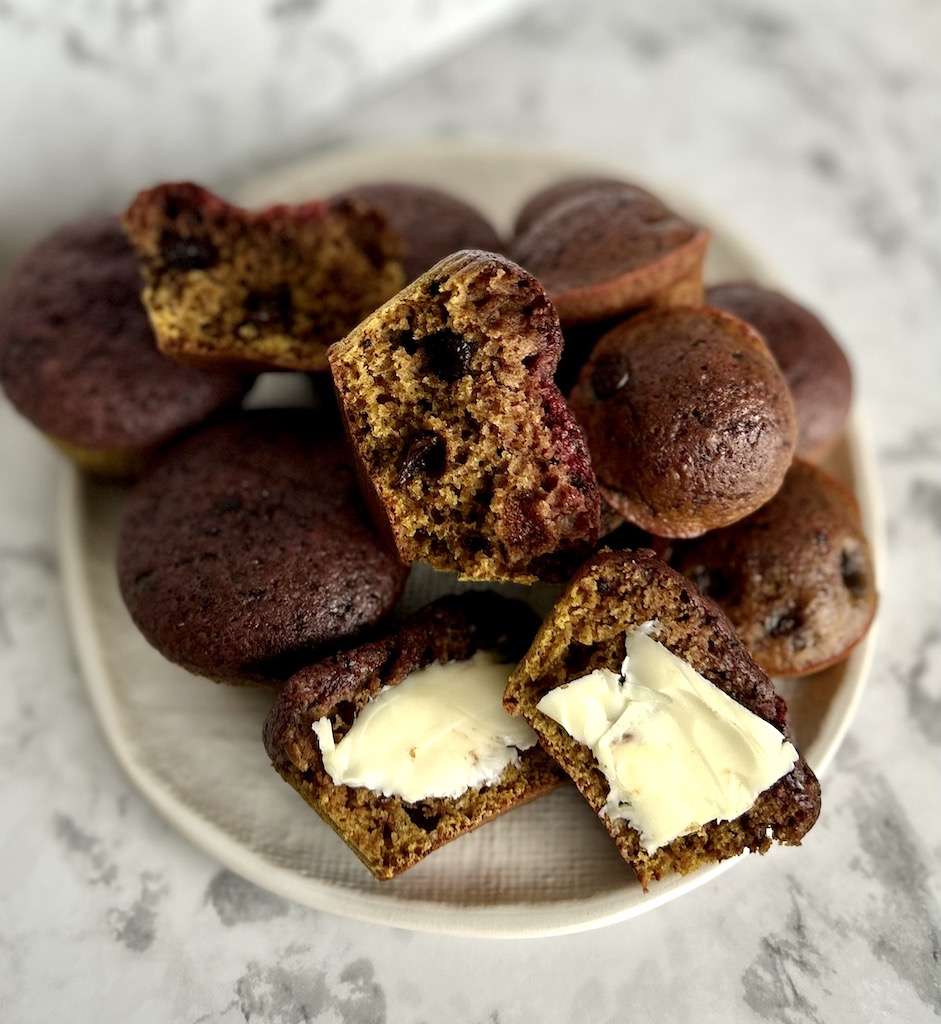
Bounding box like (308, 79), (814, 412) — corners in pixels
(569, 305), (797, 537)
(334, 182), (502, 282)
(117, 409), (409, 684)
(707, 282), (852, 459)
(513, 187), (708, 323)
(0, 216), (249, 452)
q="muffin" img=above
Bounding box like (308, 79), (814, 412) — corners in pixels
(0, 216), (250, 477)
(264, 593), (562, 880)
(504, 549), (821, 888)
(333, 182), (502, 282)
(122, 182), (405, 371)
(328, 249), (601, 583)
(568, 306), (797, 537)
(670, 460), (877, 676)
(512, 186), (709, 324)
(513, 176), (656, 238)
(707, 282), (853, 460)
(117, 409), (408, 684)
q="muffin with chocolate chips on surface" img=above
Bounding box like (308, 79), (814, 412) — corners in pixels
(670, 459), (877, 677)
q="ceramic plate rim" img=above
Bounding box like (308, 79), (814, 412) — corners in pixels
(58, 140), (884, 939)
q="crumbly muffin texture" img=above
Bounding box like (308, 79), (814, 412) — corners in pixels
(123, 182), (405, 371)
(264, 593), (562, 880)
(569, 305), (797, 538)
(329, 250), (601, 583)
(671, 460), (877, 676)
(504, 549), (821, 888)
(117, 409), (408, 685)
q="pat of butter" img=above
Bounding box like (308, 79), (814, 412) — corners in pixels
(313, 651), (537, 802)
(536, 625), (798, 854)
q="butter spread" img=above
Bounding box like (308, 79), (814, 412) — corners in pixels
(313, 651), (537, 802)
(536, 625), (798, 853)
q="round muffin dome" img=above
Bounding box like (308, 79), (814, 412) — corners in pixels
(117, 409), (409, 684)
(568, 306), (798, 537)
(512, 176), (656, 239)
(512, 187), (708, 324)
(707, 282), (852, 460)
(0, 216), (251, 476)
(670, 460), (877, 676)
(331, 182), (502, 283)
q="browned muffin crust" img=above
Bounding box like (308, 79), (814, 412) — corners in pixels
(670, 460), (877, 676)
(123, 182), (405, 371)
(328, 249), (601, 583)
(707, 282), (853, 460)
(334, 182), (502, 282)
(504, 550), (821, 889)
(512, 187), (709, 324)
(512, 176), (657, 238)
(569, 306), (798, 538)
(117, 409), (408, 685)
(0, 216), (250, 476)
(264, 593), (563, 880)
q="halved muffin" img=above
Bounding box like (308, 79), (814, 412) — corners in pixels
(264, 593), (562, 879)
(504, 550), (821, 888)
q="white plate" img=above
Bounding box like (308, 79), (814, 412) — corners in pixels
(59, 142), (884, 939)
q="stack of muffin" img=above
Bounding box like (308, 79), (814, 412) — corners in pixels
(0, 172), (876, 886)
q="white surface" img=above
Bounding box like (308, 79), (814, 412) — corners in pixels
(58, 143), (883, 939)
(3, 3), (940, 1021)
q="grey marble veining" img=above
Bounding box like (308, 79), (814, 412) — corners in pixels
(1, 1), (941, 1021)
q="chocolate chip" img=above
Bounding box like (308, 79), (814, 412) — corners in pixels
(420, 329), (475, 383)
(590, 353), (629, 400)
(688, 565), (738, 604)
(213, 494), (243, 515)
(243, 284), (294, 330)
(564, 641), (594, 676)
(840, 546), (868, 598)
(391, 330), (418, 355)
(403, 805), (441, 832)
(766, 607), (803, 638)
(397, 431), (447, 486)
(159, 229), (218, 271)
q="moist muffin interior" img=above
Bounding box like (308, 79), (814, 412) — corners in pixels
(123, 183), (405, 371)
(505, 549), (821, 888)
(329, 250), (599, 582)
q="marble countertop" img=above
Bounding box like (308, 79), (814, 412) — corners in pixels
(2, 1), (940, 1021)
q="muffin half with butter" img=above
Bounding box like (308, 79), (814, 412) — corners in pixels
(504, 549), (821, 888)
(264, 593), (562, 880)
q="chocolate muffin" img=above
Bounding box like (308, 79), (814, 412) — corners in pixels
(123, 182), (405, 372)
(117, 409), (408, 685)
(264, 593), (562, 880)
(512, 176), (656, 238)
(569, 306), (798, 538)
(512, 186), (709, 324)
(504, 549), (821, 888)
(329, 250), (601, 583)
(670, 460), (877, 676)
(707, 282), (853, 460)
(333, 182), (502, 283)
(0, 217), (250, 477)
